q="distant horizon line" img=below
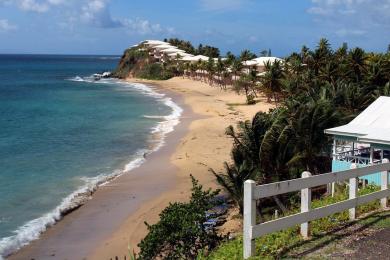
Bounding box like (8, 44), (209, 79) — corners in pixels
(0, 53), (122, 56)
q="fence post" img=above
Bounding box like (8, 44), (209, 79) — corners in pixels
(349, 163), (358, 220)
(244, 180), (256, 259)
(381, 159), (389, 209)
(300, 171), (312, 239)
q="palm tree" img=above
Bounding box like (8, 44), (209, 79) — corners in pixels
(225, 51), (236, 66)
(240, 49), (256, 61)
(231, 59), (243, 82)
(233, 75), (256, 104)
(215, 58), (225, 87)
(348, 47), (367, 82)
(259, 60), (284, 102)
(210, 161), (254, 214)
(206, 57), (215, 85)
(285, 99), (341, 174)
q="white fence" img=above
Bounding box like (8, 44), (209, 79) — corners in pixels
(243, 159), (390, 259)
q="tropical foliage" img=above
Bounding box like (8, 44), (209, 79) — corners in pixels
(115, 38), (390, 214)
(137, 176), (222, 260)
(212, 38), (390, 212)
(164, 38), (221, 57)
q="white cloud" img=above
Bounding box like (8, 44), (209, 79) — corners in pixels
(248, 35), (258, 43)
(0, 19), (17, 32)
(122, 18), (177, 36)
(0, 0), (66, 13)
(199, 0), (248, 11)
(18, 0), (48, 12)
(80, 0), (122, 28)
(307, 0), (390, 37)
(336, 28), (367, 37)
(122, 18), (161, 34)
(1, 0), (176, 34)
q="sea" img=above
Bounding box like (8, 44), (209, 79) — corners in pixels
(0, 54), (182, 258)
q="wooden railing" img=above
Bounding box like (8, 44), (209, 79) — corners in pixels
(243, 159), (390, 259)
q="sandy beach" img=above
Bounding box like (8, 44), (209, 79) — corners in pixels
(11, 77), (273, 259)
(89, 77), (274, 259)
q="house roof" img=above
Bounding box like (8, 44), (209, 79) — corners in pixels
(180, 55), (209, 62)
(242, 57), (283, 67)
(325, 96), (390, 145)
(142, 40), (168, 46)
(242, 60), (258, 66)
(160, 48), (184, 53)
(167, 52), (188, 57)
(153, 44), (174, 49)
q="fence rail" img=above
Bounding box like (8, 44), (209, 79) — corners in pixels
(243, 159), (390, 259)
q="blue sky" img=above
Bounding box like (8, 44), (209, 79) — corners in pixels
(0, 0), (389, 56)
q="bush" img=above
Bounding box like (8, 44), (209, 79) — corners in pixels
(137, 176), (222, 259)
(113, 48), (148, 78)
(246, 94), (256, 105)
(137, 63), (174, 80)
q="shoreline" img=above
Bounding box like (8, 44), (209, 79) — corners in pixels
(8, 79), (195, 260)
(10, 77), (274, 259)
(89, 77), (275, 259)
(0, 78), (183, 259)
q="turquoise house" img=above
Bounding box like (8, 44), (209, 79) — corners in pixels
(325, 96), (390, 185)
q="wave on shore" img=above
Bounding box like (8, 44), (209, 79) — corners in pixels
(0, 79), (183, 258)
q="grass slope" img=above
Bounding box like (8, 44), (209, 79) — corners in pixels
(207, 185), (390, 259)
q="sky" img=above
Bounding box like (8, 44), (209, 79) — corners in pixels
(0, 0), (389, 56)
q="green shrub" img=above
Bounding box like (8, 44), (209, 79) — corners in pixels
(138, 176), (222, 259)
(137, 63), (174, 80)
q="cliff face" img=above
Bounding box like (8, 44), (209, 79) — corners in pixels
(113, 47), (174, 80)
(113, 48), (149, 79)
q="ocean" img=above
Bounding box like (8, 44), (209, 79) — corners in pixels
(0, 54), (182, 257)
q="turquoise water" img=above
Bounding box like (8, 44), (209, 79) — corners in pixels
(0, 55), (181, 256)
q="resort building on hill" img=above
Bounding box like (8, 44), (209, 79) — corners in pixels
(325, 96), (390, 185)
(242, 57), (284, 74)
(133, 40), (283, 77)
(137, 40), (195, 63)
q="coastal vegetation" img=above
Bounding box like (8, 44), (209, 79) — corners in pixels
(164, 38), (221, 58)
(207, 185), (388, 259)
(113, 38), (221, 80)
(116, 38), (390, 259)
(137, 176), (223, 259)
(113, 48), (175, 80)
(212, 39), (390, 214)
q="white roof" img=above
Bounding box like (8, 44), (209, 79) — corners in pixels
(153, 44), (173, 50)
(243, 57), (283, 66)
(325, 96), (390, 145)
(213, 57), (227, 62)
(242, 60), (258, 66)
(180, 56), (198, 61)
(193, 55), (210, 61)
(167, 52), (187, 57)
(143, 40), (168, 46)
(160, 48), (184, 53)
(180, 55), (209, 62)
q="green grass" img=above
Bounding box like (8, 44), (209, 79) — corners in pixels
(207, 185), (388, 260)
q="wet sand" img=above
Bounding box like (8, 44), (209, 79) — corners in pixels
(10, 86), (194, 260)
(89, 77), (274, 259)
(10, 77), (274, 259)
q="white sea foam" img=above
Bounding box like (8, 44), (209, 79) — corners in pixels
(67, 75), (96, 83)
(143, 115), (166, 119)
(0, 80), (183, 258)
